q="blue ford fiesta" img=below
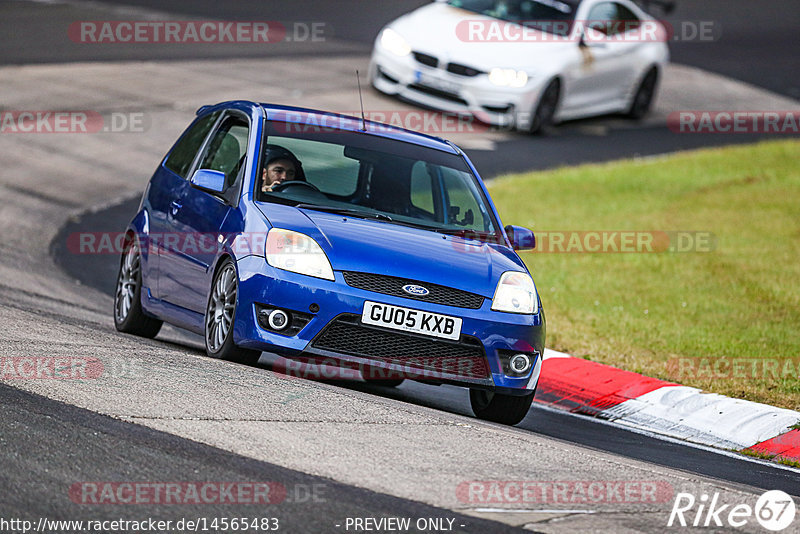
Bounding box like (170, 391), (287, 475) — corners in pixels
(114, 100), (545, 425)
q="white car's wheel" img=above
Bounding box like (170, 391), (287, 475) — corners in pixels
(627, 67), (658, 119)
(528, 79), (560, 135)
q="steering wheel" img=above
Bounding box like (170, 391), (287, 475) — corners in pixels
(270, 181), (321, 193)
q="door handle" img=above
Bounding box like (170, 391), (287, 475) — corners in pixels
(170, 200), (182, 216)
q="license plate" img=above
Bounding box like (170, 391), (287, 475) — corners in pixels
(415, 70), (461, 94)
(361, 301), (462, 341)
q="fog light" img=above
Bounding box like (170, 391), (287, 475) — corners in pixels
(268, 309), (289, 330)
(509, 354), (531, 374)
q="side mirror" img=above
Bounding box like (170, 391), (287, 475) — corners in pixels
(190, 169), (226, 195)
(578, 29), (607, 49)
(505, 225), (535, 251)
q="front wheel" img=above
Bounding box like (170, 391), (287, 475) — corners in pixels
(470, 389), (534, 425)
(627, 67), (658, 119)
(528, 79), (560, 135)
(114, 236), (162, 338)
(204, 259), (261, 364)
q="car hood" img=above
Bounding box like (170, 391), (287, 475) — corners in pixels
(386, 2), (574, 70)
(257, 203), (527, 298)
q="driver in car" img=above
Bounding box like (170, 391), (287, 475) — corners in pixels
(260, 145), (305, 193)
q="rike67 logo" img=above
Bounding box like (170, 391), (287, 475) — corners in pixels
(668, 490), (796, 531)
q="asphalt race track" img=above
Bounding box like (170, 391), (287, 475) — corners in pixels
(3, 0), (798, 99)
(53, 195), (800, 499)
(1, 0), (799, 532)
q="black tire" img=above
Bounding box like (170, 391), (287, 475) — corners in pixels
(204, 259), (261, 364)
(470, 389), (534, 425)
(528, 79), (560, 135)
(627, 67), (658, 119)
(114, 236), (162, 338)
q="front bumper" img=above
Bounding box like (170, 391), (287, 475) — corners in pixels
(234, 255), (545, 392)
(369, 46), (545, 130)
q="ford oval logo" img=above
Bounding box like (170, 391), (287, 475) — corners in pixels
(403, 284), (429, 296)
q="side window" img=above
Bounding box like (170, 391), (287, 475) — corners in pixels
(198, 117), (249, 190)
(164, 111), (220, 178)
(410, 161), (435, 215)
(586, 2), (616, 34)
(587, 2), (640, 35)
(263, 136), (360, 197)
(442, 168), (484, 229)
(614, 4), (640, 32)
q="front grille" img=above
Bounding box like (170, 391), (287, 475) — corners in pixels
(413, 51), (439, 68)
(343, 271), (485, 309)
(407, 84), (469, 106)
(312, 315), (490, 379)
(447, 63), (483, 77)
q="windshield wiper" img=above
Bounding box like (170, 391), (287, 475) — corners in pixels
(441, 228), (504, 244)
(295, 203), (394, 222)
(295, 203), (460, 234)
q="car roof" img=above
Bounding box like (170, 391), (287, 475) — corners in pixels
(257, 102), (461, 154)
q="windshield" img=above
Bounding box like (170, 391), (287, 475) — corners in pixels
(257, 123), (500, 241)
(448, 0), (577, 34)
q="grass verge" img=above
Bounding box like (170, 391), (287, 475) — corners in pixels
(740, 448), (800, 469)
(488, 139), (800, 411)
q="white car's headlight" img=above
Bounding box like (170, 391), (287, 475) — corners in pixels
(492, 271), (538, 314)
(380, 28), (412, 57)
(266, 229), (335, 281)
(488, 68), (529, 88)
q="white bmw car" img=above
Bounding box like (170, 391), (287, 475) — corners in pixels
(370, 0), (670, 133)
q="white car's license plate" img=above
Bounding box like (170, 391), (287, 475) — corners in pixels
(361, 301), (462, 341)
(415, 70), (461, 94)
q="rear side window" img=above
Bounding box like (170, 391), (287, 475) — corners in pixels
(410, 161), (436, 215)
(164, 111), (220, 178)
(198, 118), (249, 188)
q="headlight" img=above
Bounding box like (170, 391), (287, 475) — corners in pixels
(380, 28), (411, 57)
(492, 271), (538, 314)
(488, 68), (528, 88)
(266, 229), (335, 281)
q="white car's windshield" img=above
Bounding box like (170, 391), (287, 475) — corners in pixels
(448, 0), (577, 34)
(257, 124), (501, 241)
